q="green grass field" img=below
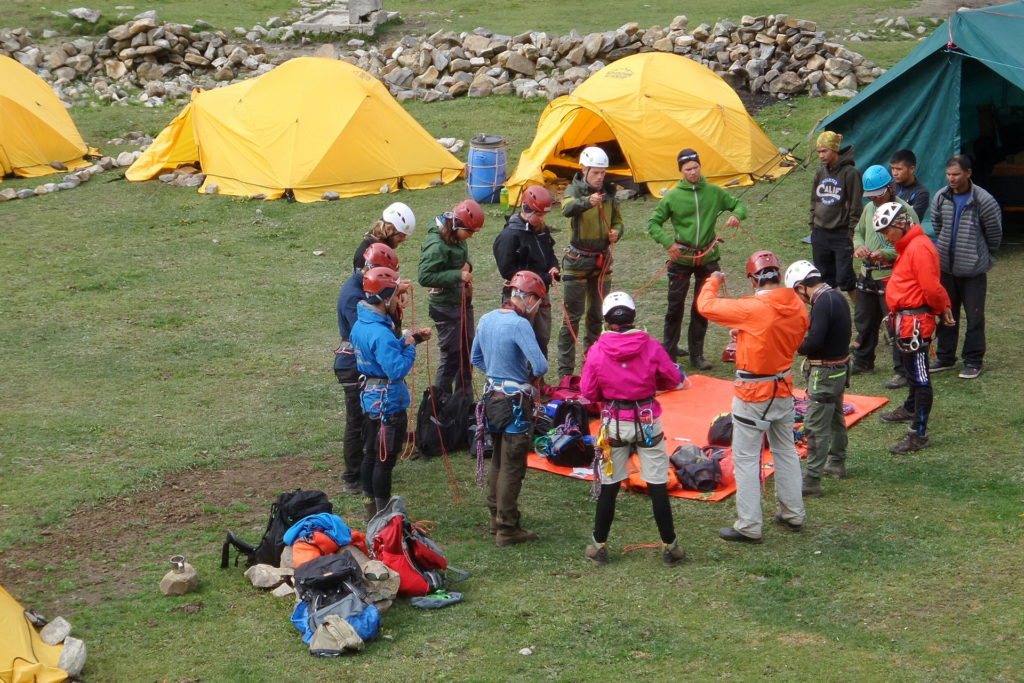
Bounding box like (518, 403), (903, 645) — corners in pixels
(2, 1), (1023, 680)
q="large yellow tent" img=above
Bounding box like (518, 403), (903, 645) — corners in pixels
(127, 57), (464, 202)
(1, 584), (67, 683)
(506, 52), (794, 202)
(0, 55), (92, 180)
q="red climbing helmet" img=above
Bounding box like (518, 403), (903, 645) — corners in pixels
(362, 242), (399, 270)
(453, 199), (484, 232)
(522, 185), (553, 213)
(509, 270), (546, 299)
(363, 267), (400, 303)
(746, 250), (781, 278)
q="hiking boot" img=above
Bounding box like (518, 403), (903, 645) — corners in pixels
(718, 527), (762, 544)
(342, 480), (362, 495)
(958, 365), (982, 379)
(930, 359), (956, 373)
(885, 374), (909, 390)
(880, 405), (914, 423)
(362, 499), (378, 524)
(585, 543), (609, 565)
(692, 356), (713, 371)
(663, 543), (687, 567)
(823, 462), (847, 479)
(851, 364), (875, 375)
(890, 431), (931, 455)
(495, 527), (539, 547)
(773, 513), (803, 532)
(802, 477), (823, 498)
(675, 346), (690, 358)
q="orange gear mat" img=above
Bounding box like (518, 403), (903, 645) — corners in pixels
(527, 374), (889, 501)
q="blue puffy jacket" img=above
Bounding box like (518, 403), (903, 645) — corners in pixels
(351, 301), (416, 416)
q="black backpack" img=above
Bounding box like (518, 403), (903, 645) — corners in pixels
(416, 388), (471, 459)
(547, 400), (593, 468)
(708, 412), (733, 447)
(670, 445), (723, 492)
(294, 551), (368, 615)
(221, 489), (333, 568)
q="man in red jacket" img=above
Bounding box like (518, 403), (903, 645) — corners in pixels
(697, 251), (810, 543)
(874, 203), (954, 454)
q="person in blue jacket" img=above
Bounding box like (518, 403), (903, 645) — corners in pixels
(335, 243), (401, 497)
(351, 266), (431, 523)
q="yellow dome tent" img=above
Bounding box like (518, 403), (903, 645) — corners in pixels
(1, 584), (67, 683)
(127, 57), (464, 202)
(506, 52), (794, 202)
(0, 55), (93, 180)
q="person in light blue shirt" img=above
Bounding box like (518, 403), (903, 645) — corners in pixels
(471, 271), (548, 548)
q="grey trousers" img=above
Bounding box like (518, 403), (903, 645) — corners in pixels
(730, 395), (805, 537)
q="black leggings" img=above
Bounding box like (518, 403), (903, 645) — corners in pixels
(361, 411), (407, 500)
(593, 482), (676, 545)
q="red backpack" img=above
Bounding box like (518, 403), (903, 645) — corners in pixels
(367, 497), (450, 598)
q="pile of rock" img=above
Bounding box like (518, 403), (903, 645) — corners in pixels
(843, 15), (941, 42)
(0, 153), (138, 203)
(2, 13), (885, 108)
(22, 612), (87, 678)
(358, 14), (884, 103)
(1, 12), (273, 97)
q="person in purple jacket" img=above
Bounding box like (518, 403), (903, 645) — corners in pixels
(580, 292), (686, 567)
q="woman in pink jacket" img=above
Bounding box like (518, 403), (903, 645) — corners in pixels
(580, 292), (686, 567)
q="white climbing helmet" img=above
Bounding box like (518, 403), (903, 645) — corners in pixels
(872, 201), (907, 232)
(784, 259), (821, 289)
(601, 291), (635, 317)
(579, 146), (609, 169)
(382, 202), (416, 235)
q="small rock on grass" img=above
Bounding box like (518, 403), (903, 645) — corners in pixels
(244, 563), (285, 589)
(40, 616), (72, 645)
(58, 636), (87, 677)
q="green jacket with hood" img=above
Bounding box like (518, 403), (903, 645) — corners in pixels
(418, 217), (472, 308)
(647, 175), (748, 266)
(561, 173), (624, 257)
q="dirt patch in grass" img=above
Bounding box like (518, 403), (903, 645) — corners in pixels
(0, 454), (342, 611)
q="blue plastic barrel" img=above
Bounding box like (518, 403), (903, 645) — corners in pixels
(466, 134), (506, 204)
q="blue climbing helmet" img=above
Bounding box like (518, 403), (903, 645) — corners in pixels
(862, 164), (893, 197)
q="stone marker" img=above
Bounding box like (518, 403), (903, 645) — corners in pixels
(159, 558), (198, 596)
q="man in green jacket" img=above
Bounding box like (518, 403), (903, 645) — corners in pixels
(556, 146), (622, 379)
(648, 148), (747, 370)
(418, 199), (484, 398)
(851, 164), (918, 385)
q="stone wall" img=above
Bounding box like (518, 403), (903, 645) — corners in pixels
(1, 13), (884, 108)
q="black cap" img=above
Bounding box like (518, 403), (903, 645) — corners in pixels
(677, 148), (700, 168)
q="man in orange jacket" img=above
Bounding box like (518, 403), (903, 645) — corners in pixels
(874, 203), (954, 454)
(697, 251), (810, 543)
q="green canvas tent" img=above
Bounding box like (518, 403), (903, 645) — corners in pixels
(820, 3), (1024, 209)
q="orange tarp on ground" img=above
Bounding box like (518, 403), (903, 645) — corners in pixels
(527, 374), (888, 501)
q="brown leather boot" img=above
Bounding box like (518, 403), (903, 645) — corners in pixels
(495, 527), (539, 547)
(362, 498), (378, 524)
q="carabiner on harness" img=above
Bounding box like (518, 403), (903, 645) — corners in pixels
(638, 407), (656, 447)
(597, 413), (613, 478)
(894, 312), (922, 353)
